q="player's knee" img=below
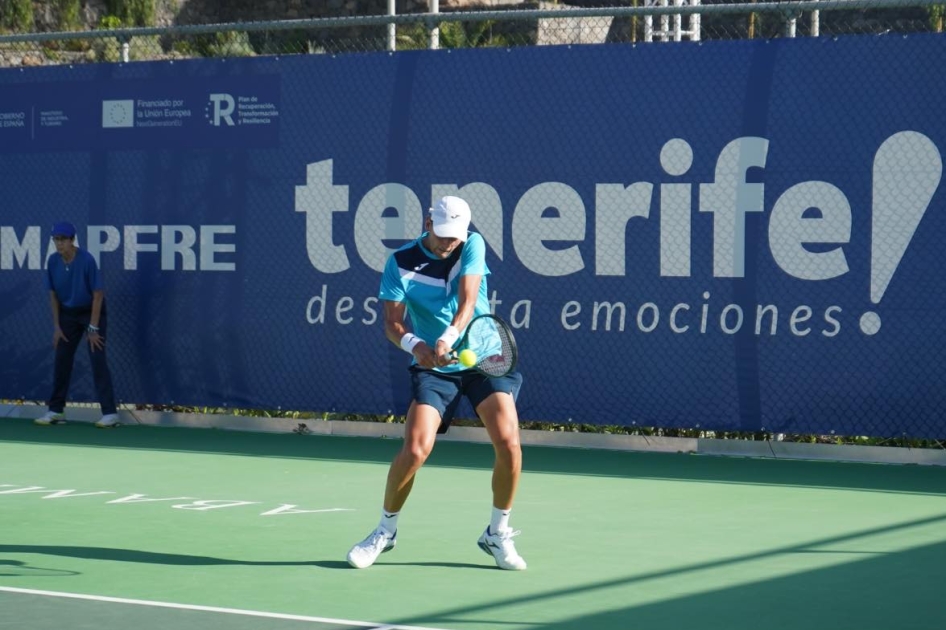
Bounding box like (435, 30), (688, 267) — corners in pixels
(402, 441), (434, 467)
(492, 432), (521, 460)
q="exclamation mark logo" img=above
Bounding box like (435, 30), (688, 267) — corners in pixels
(861, 131), (942, 335)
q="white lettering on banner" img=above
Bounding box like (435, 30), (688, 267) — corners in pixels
(208, 93), (235, 126)
(296, 131), (943, 336)
(554, 292), (842, 338)
(0, 226), (41, 270)
(659, 138), (694, 278)
(306, 284), (380, 326)
(596, 182), (653, 277)
(0, 484), (353, 517)
(162, 226), (197, 270)
(354, 183), (424, 271)
(769, 182), (851, 281)
(124, 225), (159, 270)
(87, 225), (121, 264)
(698, 137), (769, 278)
(200, 225), (237, 271)
(0, 224), (238, 272)
(296, 160), (350, 273)
(513, 182), (587, 276)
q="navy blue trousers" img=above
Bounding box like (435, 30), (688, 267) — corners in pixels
(48, 304), (117, 415)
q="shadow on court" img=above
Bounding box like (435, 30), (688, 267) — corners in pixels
(533, 540), (946, 630)
(2, 418), (945, 497)
(393, 514), (946, 630)
(0, 545), (321, 567)
(0, 545), (487, 571)
(0, 560), (79, 578)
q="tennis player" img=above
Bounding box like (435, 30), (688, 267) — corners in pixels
(347, 196), (527, 570)
(34, 222), (119, 429)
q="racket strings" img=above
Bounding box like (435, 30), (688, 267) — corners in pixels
(468, 319), (516, 377)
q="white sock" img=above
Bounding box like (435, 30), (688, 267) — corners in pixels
(490, 506), (511, 534)
(379, 509), (399, 535)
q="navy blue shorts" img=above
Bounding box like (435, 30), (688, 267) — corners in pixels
(409, 367), (523, 434)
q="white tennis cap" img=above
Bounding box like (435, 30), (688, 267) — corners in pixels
(429, 196), (471, 242)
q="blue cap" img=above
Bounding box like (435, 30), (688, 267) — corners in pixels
(51, 222), (76, 238)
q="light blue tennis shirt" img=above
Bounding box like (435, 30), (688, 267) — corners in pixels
(44, 248), (103, 309)
(379, 231), (491, 373)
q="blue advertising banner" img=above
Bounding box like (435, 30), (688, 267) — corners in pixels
(0, 74), (280, 151)
(1, 35), (944, 437)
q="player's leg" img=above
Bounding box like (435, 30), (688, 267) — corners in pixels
(470, 371), (527, 570)
(476, 390), (522, 511)
(347, 370), (461, 569)
(87, 306), (119, 428)
(383, 401), (442, 513)
(37, 310), (84, 425)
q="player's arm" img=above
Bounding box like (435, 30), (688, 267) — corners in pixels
(88, 289), (105, 351)
(49, 291), (67, 347)
(383, 300), (437, 368)
(383, 300), (410, 347)
(435, 234), (486, 361)
(48, 291), (61, 329)
(444, 272), (481, 339)
(433, 274), (480, 364)
(90, 289), (104, 330)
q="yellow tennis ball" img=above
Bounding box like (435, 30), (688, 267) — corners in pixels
(458, 349), (477, 367)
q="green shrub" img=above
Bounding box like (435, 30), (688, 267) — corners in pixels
(199, 31), (257, 57)
(930, 5), (945, 32)
(56, 0), (82, 31)
(105, 0), (156, 27)
(1, 0), (35, 33)
(98, 15), (123, 31)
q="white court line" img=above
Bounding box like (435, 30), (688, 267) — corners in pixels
(0, 586), (452, 630)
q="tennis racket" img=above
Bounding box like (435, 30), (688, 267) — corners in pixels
(451, 314), (518, 378)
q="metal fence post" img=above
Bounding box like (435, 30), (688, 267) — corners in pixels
(388, 0), (396, 51)
(118, 34), (130, 62)
(429, 0), (440, 50)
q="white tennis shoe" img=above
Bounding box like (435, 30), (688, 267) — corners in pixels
(95, 414), (120, 428)
(34, 411), (66, 426)
(347, 527), (396, 569)
(477, 526), (527, 571)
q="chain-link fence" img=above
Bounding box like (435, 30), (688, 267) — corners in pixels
(0, 1), (944, 66)
(3, 1), (946, 446)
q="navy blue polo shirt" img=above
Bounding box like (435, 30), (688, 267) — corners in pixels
(45, 248), (103, 309)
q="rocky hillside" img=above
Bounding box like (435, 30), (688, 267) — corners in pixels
(6, 0), (541, 32)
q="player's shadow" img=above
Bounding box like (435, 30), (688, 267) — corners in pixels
(309, 560), (488, 570)
(0, 546), (493, 571)
(0, 559), (80, 577)
(0, 545), (318, 567)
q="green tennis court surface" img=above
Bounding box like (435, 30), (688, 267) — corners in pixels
(2, 418), (945, 630)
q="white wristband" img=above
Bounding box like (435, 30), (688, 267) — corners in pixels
(400, 333), (422, 354)
(437, 325), (460, 348)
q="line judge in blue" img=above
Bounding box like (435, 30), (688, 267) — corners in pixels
(347, 196), (527, 571)
(34, 222), (119, 429)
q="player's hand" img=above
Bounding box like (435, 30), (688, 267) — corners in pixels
(434, 340), (458, 368)
(52, 327), (68, 348)
(413, 342), (438, 369)
(88, 330), (105, 352)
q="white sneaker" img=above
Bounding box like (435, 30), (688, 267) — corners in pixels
(346, 527), (396, 569)
(34, 411), (66, 426)
(95, 414), (120, 428)
(477, 526), (527, 570)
